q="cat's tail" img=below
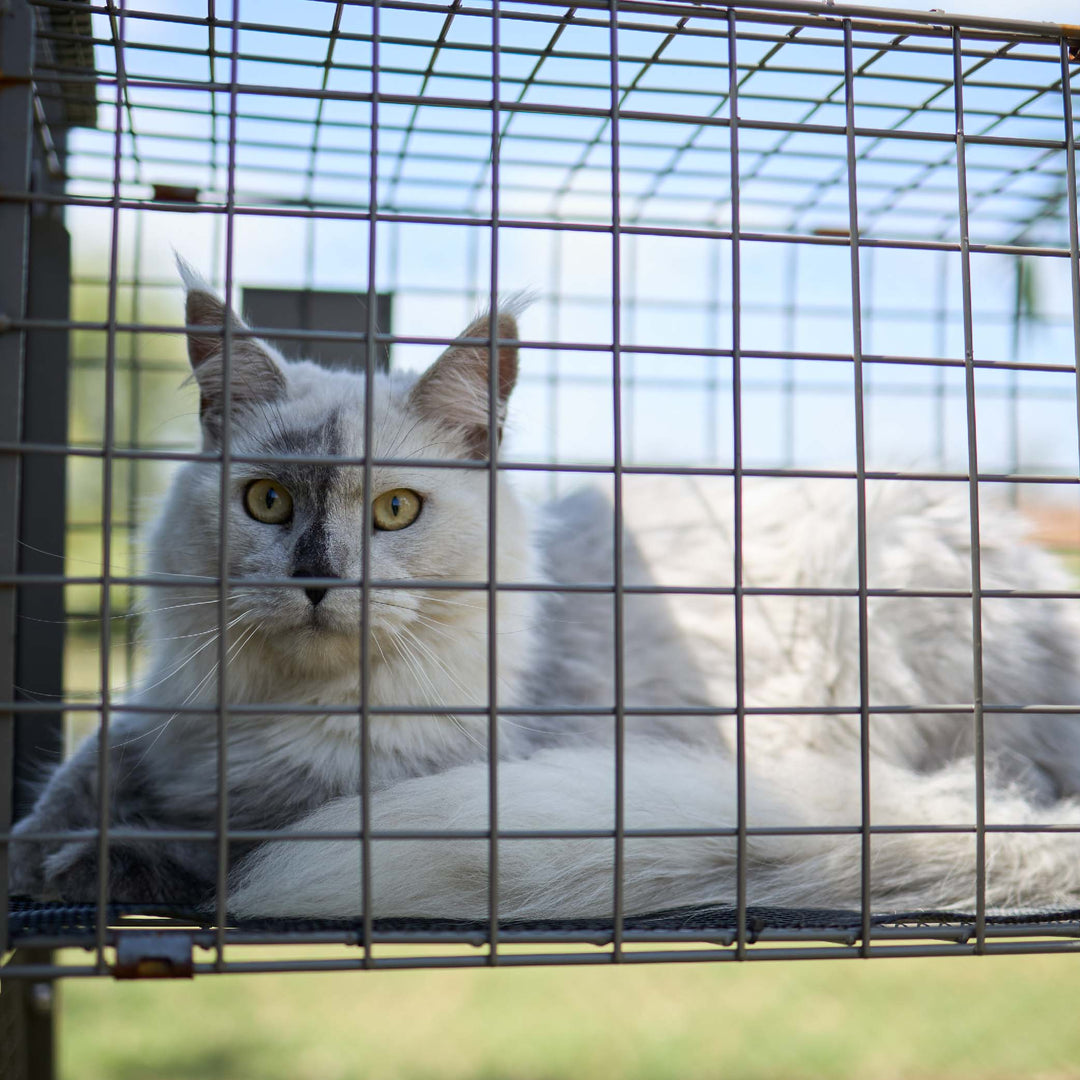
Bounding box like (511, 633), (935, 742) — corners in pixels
(225, 741), (1080, 920)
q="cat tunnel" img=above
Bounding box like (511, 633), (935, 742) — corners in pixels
(1, 2), (1080, 1061)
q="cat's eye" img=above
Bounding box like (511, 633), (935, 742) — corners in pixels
(373, 488), (422, 531)
(244, 479), (293, 524)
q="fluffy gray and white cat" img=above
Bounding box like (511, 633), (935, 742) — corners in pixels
(12, 267), (1080, 919)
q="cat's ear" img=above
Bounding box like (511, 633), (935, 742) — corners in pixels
(177, 258), (286, 439)
(409, 310), (520, 458)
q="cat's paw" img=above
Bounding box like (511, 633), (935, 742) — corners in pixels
(40, 841), (213, 905)
(40, 842), (101, 902)
(7, 815), (52, 899)
(7, 840), (47, 899)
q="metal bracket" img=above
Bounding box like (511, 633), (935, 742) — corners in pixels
(114, 931), (194, 980)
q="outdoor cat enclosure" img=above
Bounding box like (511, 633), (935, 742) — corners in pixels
(3, 0), (1080, 995)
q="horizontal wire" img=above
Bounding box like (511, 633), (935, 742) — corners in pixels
(30, 30), (1077, 101)
(36, 86), (1071, 172)
(25, 0), (1080, 51)
(7, 822), (1080, 844)
(12, 572), (1080, 594)
(3, 190), (1073, 258)
(18, 71), (1079, 150)
(6, 701), (1080, 717)
(30, 42), (1075, 124)
(4, 447), (1080, 490)
(11, 324), (1080, 366)
(6, 940), (1080, 979)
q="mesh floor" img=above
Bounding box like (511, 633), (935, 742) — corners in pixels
(12, 899), (1080, 946)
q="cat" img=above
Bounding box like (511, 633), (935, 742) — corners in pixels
(12, 264), (1080, 921)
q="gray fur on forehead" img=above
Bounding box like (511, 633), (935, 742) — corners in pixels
(239, 360), (456, 462)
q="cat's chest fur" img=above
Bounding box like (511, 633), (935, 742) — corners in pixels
(129, 573), (541, 820)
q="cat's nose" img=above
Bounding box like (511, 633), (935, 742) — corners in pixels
(292, 567), (333, 607)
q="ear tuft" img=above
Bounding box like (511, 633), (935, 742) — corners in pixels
(409, 306), (524, 458)
(176, 256), (286, 439)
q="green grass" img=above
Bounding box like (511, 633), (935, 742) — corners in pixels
(59, 948), (1080, 1080)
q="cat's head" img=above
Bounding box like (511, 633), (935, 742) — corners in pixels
(148, 265), (535, 684)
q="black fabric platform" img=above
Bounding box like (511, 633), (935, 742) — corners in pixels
(10, 899), (1080, 944)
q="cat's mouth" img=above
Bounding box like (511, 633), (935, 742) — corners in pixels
(305, 601), (348, 634)
(298, 592), (374, 642)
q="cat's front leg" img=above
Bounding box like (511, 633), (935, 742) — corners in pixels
(8, 775), (101, 901)
(7, 735), (214, 905)
(12, 802), (217, 905)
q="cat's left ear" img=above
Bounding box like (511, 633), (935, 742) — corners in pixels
(177, 258), (286, 441)
(408, 311), (520, 458)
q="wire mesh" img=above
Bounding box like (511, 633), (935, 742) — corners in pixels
(2, 0), (1080, 978)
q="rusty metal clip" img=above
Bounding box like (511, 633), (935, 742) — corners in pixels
(114, 931), (194, 979)
(1066, 27), (1080, 62)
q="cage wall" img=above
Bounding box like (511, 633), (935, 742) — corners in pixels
(3, 0), (1080, 979)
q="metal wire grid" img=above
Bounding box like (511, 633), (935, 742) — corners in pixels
(2, 0), (1080, 977)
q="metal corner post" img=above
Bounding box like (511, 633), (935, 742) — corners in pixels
(1, 0), (35, 959)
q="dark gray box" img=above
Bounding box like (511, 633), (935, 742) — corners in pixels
(241, 288), (392, 372)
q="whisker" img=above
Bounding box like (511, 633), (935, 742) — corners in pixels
(116, 621), (262, 781)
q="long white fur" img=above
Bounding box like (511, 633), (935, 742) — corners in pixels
(228, 476), (1080, 919)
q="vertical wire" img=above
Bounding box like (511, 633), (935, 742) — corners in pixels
(124, 209), (144, 683)
(96, 0), (127, 971)
(862, 248), (874, 466)
(1061, 44), (1080, 471)
(381, 1), (464, 212)
(782, 245), (797, 466)
(842, 19), (873, 957)
(208, 1), (224, 294)
(302, 1), (345, 296)
(1008, 256), (1023, 504)
(952, 27), (987, 952)
(467, 227), (480, 321)
(1061, 46), (1080, 929)
(546, 231), (562, 501)
(623, 240), (636, 465)
(934, 251), (948, 469)
(727, 10), (748, 961)
(360, 0), (380, 968)
(214, 0), (242, 967)
(388, 220), (401, 296)
(208, 0), (219, 211)
(863, 248), (875, 357)
(486, 0), (502, 966)
(608, 0), (626, 962)
(705, 231), (720, 464)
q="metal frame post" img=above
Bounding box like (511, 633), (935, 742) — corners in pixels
(1, 0), (36, 958)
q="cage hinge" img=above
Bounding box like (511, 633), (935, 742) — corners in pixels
(113, 930), (194, 980)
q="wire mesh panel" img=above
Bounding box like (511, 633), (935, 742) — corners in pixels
(3, 0), (1080, 980)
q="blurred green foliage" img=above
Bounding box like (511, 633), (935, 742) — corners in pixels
(65, 278), (196, 620)
(61, 947), (1080, 1080)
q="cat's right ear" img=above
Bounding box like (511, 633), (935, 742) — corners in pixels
(408, 309), (521, 458)
(177, 257), (286, 439)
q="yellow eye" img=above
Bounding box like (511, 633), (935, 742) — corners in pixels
(373, 488), (422, 531)
(244, 479), (293, 524)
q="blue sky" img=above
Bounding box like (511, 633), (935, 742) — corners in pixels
(62, 0), (1080, 505)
